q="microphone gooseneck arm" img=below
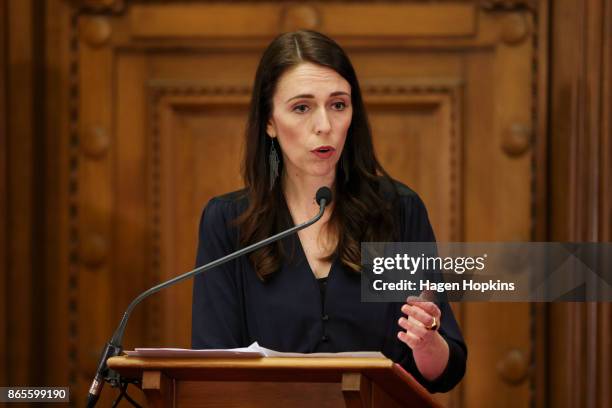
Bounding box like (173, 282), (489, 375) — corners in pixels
(111, 195), (329, 345)
(87, 189), (332, 407)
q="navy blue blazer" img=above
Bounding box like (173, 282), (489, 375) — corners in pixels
(191, 181), (466, 393)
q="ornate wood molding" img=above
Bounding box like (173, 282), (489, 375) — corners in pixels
(547, 0), (611, 407)
(0, 0), (6, 387)
(499, 12), (531, 45)
(69, 0), (540, 17)
(362, 79), (464, 241)
(280, 4), (322, 31)
(479, 0), (538, 12)
(78, 16), (112, 47)
(147, 78), (464, 246)
(67, 7), (81, 391)
(146, 82), (251, 344)
(68, 0), (125, 14)
(81, 125), (110, 158)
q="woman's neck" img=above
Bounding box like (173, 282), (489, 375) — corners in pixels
(281, 168), (335, 222)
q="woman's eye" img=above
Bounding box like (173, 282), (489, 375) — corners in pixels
(293, 104), (309, 113)
(332, 101), (347, 110)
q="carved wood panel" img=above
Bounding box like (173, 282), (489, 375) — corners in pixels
(364, 81), (463, 242)
(0, 0), (8, 390)
(148, 83), (250, 347)
(142, 79), (464, 353)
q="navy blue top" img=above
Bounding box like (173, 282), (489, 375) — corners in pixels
(191, 181), (466, 393)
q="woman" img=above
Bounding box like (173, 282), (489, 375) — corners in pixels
(192, 30), (466, 393)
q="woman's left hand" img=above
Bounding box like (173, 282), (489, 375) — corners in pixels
(397, 297), (442, 351)
(397, 295), (450, 381)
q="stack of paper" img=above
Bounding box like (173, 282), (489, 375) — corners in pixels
(125, 342), (384, 358)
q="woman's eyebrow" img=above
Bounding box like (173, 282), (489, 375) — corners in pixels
(285, 91), (351, 103)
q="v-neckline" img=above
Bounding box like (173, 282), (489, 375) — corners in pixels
(280, 191), (336, 281)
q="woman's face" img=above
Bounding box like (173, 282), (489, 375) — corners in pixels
(266, 62), (353, 182)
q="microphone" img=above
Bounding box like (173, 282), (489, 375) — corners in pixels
(316, 186), (332, 208)
(86, 187), (333, 407)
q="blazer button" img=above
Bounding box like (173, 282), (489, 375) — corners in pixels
(321, 334), (329, 342)
(322, 314), (329, 321)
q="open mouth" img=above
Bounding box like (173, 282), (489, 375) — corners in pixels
(311, 146), (335, 159)
(312, 146), (335, 153)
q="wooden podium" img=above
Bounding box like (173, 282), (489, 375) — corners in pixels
(108, 355), (441, 407)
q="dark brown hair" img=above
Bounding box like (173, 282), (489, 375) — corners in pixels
(237, 30), (398, 280)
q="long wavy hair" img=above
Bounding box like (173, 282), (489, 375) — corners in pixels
(236, 30), (398, 280)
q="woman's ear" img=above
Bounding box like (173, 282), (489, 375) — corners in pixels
(266, 119), (276, 138)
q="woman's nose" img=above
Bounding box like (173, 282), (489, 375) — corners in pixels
(313, 107), (332, 135)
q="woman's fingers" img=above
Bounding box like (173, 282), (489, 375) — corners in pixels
(398, 300), (443, 350)
(407, 300), (441, 319)
(398, 316), (428, 338)
(401, 303), (437, 327)
(397, 329), (424, 349)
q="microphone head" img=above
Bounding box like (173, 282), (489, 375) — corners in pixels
(316, 187), (333, 207)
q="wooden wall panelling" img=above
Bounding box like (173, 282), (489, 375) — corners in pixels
(115, 53), (148, 351)
(548, 1), (612, 407)
(67, 1), (545, 406)
(68, 4), (86, 401)
(128, 3), (477, 39)
(1, 0), (7, 388)
(462, 9), (533, 241)
(151, 87), (250, 348)
(109, 49), (150, 408)
(532, 2), (550, 406)
(597, 304), (611, 408)
(143, 79), (462, 339)
(602, 0), (612, 244)
(145, 3), (529, 408)
(533, 0), (550, 243)
(31, 0), (48, 389)
(43, 0), (75, 393)
(0, 2), (572, 406)
(79, 0), (125, 14)
(461, 8), (536, 405)
(142, 77), (463, 348)
(6, 0), (36, 387)
(144, 78), (462, 404)
(603, 1), (612, 245)
(3, 0), (63, 393)
(493, 11), (533, 240)
(548, 1), (610, 242)
(365, 81), (463, 408)
(458, 6), (534, 408)
(365, 83), (463, 243)
(77, 14), (115, 405)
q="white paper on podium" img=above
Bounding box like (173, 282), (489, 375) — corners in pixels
(125, 342), (384, 358)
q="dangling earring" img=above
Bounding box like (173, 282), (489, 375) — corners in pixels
(269, 138), (280, 189)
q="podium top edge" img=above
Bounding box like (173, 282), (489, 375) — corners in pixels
(107, 355), (394, 371)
